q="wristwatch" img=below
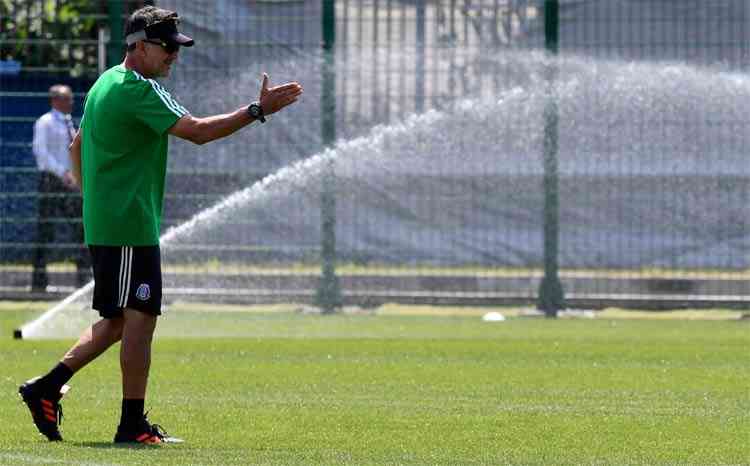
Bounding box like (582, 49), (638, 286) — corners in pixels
(248, 102), (266, 123)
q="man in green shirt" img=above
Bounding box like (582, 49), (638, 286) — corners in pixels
(19, 6), (302, 444)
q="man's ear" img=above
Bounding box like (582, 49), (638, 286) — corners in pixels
(134, 41), (146, 56)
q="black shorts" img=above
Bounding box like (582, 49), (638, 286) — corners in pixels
(88, 245), (162, 318)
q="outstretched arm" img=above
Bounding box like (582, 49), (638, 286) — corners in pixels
(168, 108), (254, 146)
(169, 73), (302, 145)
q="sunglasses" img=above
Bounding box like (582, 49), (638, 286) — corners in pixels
(143, 39), (179, 54)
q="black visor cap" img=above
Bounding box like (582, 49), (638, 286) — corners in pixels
(145, 19), (194, 47)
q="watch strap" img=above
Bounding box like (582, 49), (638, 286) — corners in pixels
(248, 102), (266, 123)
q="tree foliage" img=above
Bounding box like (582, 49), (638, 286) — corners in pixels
(0, 1), (144, 76)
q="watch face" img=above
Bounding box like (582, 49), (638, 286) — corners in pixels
(250, 105), (261, 117)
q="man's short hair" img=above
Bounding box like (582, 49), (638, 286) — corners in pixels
(49, 84), (72, 100)
(125, 6), (179, 50)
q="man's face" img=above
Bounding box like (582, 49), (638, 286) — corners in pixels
(143, 40), (179, 78)
(52, 92), (74, 114)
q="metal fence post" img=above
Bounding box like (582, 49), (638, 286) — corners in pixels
(106, 1), (124, 68)
(315, 0), (343, 312)
(537, 0), (565, 317)
(415, 0), (426, 112)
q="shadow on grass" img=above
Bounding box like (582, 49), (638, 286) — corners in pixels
(72, 441), (168, 449)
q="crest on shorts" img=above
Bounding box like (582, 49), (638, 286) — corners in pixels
(136, 283), (151, 301)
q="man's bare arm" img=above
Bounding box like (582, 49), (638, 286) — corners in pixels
(69, 130), (82, 188)
(169, 108), (254, 145)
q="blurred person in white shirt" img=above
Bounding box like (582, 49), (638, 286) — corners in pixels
(31, 84), (90, 292)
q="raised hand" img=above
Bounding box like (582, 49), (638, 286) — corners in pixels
(258, 73), (303, 116)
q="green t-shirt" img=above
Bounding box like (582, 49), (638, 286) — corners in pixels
(80, 64), (188, 246)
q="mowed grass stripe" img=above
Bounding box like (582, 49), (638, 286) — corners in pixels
(0, 309), (747, 465)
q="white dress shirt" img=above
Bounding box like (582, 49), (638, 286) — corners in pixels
(32, 109), (75, 179)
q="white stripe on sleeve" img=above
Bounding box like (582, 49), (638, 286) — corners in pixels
(132, 69), (189, 117)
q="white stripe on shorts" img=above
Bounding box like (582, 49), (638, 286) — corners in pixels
(118, 247), (133, 307)
(118, 248), (126, 306)
(123, 247), (133, 307)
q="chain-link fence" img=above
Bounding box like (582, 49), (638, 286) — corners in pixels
(1, 1), (749, 308)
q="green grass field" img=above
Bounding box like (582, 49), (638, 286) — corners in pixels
(0, 304), (748, 465)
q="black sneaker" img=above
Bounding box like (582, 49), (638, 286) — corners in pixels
(18, 376), (70, 441)
(113, 413), (183, 444)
